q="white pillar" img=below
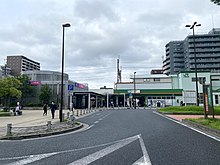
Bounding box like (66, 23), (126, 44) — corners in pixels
(88, 93), (91, 109)
(69, 94), (72, 110)
(107, 93), (109, 109)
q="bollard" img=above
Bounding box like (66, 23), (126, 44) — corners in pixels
(62, 113), (65, 122)
(47, 121), (52, 130)
(80, 109), (82, 115)
(6, 123), (12, 136)
(76, 109), (79, 116)
(70, 115), (75, 126)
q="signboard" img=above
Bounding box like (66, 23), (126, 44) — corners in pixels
(30, 81), (41, 86)
(68, 84), (74, 91)
(203, 84), (214, 118)
(75, 83), (86, 89)
(183, 91), (196, 104)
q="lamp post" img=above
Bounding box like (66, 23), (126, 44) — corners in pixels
(185, 22), (201, 106)
(60, 23), (71, 122)
(134, 72), (136, 109)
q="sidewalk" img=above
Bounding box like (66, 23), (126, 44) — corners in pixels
(0, 109), (89, 140)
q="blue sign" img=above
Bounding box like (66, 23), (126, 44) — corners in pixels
(68, 84), (74, 91)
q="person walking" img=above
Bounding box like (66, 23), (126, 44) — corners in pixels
(43, 104), (47, 116)
(50, 102), (57, 119)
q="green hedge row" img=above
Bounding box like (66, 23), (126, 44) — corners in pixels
(159, 106), (220, 115)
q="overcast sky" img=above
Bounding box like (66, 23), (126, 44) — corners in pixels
(0, 0), (220, 89)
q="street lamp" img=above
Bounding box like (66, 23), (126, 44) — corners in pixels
(185, 22), (201, 106)
(134, 72), (136, 109)
(60, 23), (71, 122)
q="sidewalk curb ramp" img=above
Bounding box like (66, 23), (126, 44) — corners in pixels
(0, 123), (83, 140)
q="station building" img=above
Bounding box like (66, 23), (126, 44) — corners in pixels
(114, 71), (220, 107)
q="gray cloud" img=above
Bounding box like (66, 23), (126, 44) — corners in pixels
(0, 0), (220, 88)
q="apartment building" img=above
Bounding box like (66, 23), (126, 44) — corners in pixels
(163, 28), (220, 75)
(7, 55), (40, 76)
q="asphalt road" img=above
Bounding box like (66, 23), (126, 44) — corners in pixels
(0, 109), (220, 165)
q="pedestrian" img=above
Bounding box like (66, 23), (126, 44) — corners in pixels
(50, 102), (57, 119)
(43, 104), (47, 116)
(15, 105), (21, 115)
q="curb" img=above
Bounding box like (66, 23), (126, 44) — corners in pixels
(182, 120), (220, 138)
(0, 124), (84, 140)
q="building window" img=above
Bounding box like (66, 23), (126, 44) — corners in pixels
(215, 95), (219, 104)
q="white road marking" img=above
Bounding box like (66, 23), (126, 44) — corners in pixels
(153, 111), (220, 142)
(69, 135), (138, 165)
(0, 135), (139, 162)
(94, 121), (99, 124)
(137, 135), (152, 165)
(132, 156), (145, 165)
(85, 124), (94, 130)
(3, 134), (151, 165)
(6, 153), (57, 165)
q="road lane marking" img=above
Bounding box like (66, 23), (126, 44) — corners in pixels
(69, 135), (138, 165)
(138, 135), (152, 165)
(0, 135), (139, 161)
(85, 124), (94, 130)
(2, 134), (151, 165)
(6, 153), (57, 165)
(132, 156), (144, 165)
(153, 111), (220, 142)
(94, 121), (99, 124)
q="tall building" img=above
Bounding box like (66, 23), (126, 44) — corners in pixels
(163, 28), (220, 75)
(163, 41), (184, 75)
(7, 55), (40, 76)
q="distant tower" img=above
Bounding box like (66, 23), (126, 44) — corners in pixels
(117, 58), (122, 83)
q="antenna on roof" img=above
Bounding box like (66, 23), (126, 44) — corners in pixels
(117, 57), (122, 83)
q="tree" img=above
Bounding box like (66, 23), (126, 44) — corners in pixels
(16, 75), (34, 103)
(211, 0), (220, 5)
(0, 77), (22, 107)
(39, 84), (52, 104)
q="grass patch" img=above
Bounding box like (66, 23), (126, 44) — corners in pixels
(0, 112), (11, 117)
(159, 106), (220, 115)
(186, 118), (220, 131)
(75, 121), (81, 125)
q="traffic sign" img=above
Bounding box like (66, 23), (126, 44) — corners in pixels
(68, 84), (74, 91)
